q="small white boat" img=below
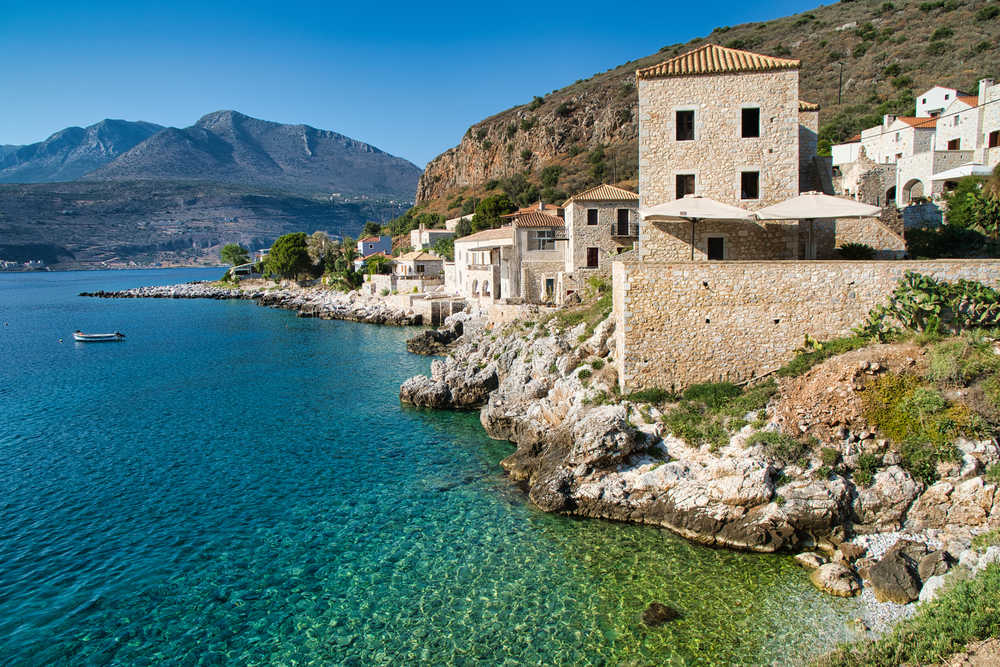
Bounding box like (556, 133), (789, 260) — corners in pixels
(73, 330), (125, 342)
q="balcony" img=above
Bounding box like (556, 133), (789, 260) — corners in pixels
(611, 223), (639, 238)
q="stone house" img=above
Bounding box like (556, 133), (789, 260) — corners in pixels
(511, 210), (567, 303)
(635, 44), (837, 263)
(451, 226), (515, 304)
(393, 250), (444, 279)
(561, 184), (639, 289)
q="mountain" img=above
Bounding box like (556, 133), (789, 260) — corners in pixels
(415, 0), (1000, 209)
(0, 119), (163, 183)
(88, 110), (422, 199)
(0, 181), (408, 269)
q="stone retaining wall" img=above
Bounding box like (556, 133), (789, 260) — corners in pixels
(613, 259), (1000, 391)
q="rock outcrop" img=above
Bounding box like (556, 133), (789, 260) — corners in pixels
(82, 282), (423, 326)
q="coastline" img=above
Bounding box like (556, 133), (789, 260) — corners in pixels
(80, 280), (426, 326)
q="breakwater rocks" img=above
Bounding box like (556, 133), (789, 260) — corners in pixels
(81, 282), (423, 325)
(399, 311), (1000, 581)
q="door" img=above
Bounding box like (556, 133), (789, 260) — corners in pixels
(616, 209), (630, 236)
(707, 237), (725, 261)
(586, 247), (599, 268)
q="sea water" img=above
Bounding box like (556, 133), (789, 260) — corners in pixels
(0, 269), (861, 665)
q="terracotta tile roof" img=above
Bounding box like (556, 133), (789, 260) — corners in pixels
(396, 250), (443, 262)
(501, 202), (562, 218)
(454, 227), (513, 244)
(562, 184), (639, 205)
(846, 134), (862, 143)
(957, 94), (979, 107)
(511, 211), (565, 228)
(799, 100), (820, 112)
(358, 236), (382, 243)
(636, 44), (799, 80)
(897, 116), (938, 129)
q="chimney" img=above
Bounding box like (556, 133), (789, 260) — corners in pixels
(884, 114), (897, 129)
(538, 201), (544, 211)
(979, 78), (994, 104)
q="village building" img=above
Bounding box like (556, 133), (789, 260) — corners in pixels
(450, 226), (515, 304)
(561, 184), (640, 286)
(393, 250), (444, 279)
(356, 235), (393, 257)
(409, 224), (454, 250)
(832, 78), (999, 214)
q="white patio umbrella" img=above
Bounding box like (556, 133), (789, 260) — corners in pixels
(639, 194), (755, 260)
(931, 163), (993, 181)
(755, 191), (881, 259)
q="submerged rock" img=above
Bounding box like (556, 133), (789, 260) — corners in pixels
(794, 552), (828, 569)
(641, 602), (681, 627)
(809, 563), (860, 597)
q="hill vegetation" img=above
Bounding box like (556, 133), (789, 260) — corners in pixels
(414, 0), (1000, 219)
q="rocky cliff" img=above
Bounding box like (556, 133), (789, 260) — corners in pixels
(417, 0), (1000, 208)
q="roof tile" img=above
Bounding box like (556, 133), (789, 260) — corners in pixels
(455, 227), (513, 243)
(563, 184), (639, 205)
(511, 211), (565, 228)
(636, 44), (799, 79)
(799, 100), (820, 112)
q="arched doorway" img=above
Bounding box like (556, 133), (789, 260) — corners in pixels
(885, 186), (896, 205)
(902, 179), (925, 204)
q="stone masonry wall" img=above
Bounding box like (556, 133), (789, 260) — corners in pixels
(613, 259), (1000, 392)
(798, 109), (819, 193)
(638, 69), (800, 210)
(639, 219), (800, 262)
(565, 200), (638, 286)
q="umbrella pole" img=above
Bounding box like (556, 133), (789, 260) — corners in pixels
(690, 219), (696, 261)
(809, 218), (815, 260)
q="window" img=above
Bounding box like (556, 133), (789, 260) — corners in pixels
(989, 130), (1000, 148)
(895, 132), (900, 143)
(586, 208), (598, 226)
(544, 278), (555, 298)
(922, 98), (927, 104)
(740, 171), (759, 200)
(707, 237), (725, 261)
(947, 138), (960, 150)
(616, 209), (630, 235)
(535, 229), (555, 251)
(676, 173), (695, 199)
(676, 110), (695, 141)
(416, 264), (424, 273)
(945, 94), (950, 100)
(586, 247), (599, 268)
(741, 107), (760, 138)
(954, 115), (960, 127)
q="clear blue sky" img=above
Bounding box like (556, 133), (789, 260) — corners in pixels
(1, 0), (822, 167)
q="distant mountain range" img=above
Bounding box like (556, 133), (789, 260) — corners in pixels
(1, 111), (421, 268)
(1, 110), (420, 199)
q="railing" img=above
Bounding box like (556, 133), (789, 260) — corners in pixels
(611, 223), (639, 237)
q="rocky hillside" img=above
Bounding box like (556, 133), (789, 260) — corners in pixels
(417, 0), (1000, 210)
(0, 119), (163, 183)
(88, 110), (422, 199)
(0, 181), (407, 269)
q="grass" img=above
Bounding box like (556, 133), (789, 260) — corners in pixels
(745, 430), (810, 465)
(626, 387), (675, 404)
(926, 334), (1000, 385)
(972, 528), (1000, 552)
(777, 335), (868, 378)
(661, 380), (778, 451)
(817, 564), (1000, 667)
(853, 452), (881, 487)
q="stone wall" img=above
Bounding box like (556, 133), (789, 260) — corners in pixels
(798, 109), (819, 192)
(638, 219), (800, 262)
(637, 69), (801, 210)
(520, 260), (565, 304)
(564, 200), (637, 284)
(613, 259), (1000, 392)
(809, 217), (906, 259)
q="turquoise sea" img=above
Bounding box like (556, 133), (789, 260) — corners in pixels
(0, 269), (861, 665)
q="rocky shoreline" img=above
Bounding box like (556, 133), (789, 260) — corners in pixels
(80, 281), (425, 326)
(400, 310), (1000, 629)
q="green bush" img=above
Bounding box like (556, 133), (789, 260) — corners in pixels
(853, 452), (881, 487)
(819, 564), (1000, 666)
(972, 528), (1000, 551)
(977, 5), (1000, 20)
(821, 447), (842, 467)
(662, 403), (729, 450)
(626, 387), (674, 404)
(930, 26), (954, 40)
(746, 430), (810, 464)
(986, 464), (1000, 484)
(682, 382), (743, 409)
(926, 42), (949, 56)
(527, 95), (543, 111)
(555, 102), (574, 117)
(926, 335), (1000, 385)
(591, 359), (605, 370)
(578, 369), (592, 382)
(837, 243), (876, 259)
(852, 44), (868, 58)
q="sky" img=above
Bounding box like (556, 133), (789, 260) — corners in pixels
(1, 0), (823, 167)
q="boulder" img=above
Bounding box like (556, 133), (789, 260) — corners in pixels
(867, 543), (924, 604)
(810, 563), (861, 597)
(795, 552), (828, 569)
(852, 466), (922, 531)
(641, 602), (681, 627)
(918, 574), (949, 603)
(566, 405), (643, 468)
(839, 542), (867, 562)
(918, 550), (954, 581)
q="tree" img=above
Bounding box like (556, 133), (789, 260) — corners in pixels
(364, 254), (393, 275)
(472, 194), (516, 232)
(432, 236), (455, 261)
(362, 221), (382, 237)
(968, 191), (1000, 240)
(265, 232), (311, 280)
(307, 231), (336, 272)
(455, 218), (473, 238)
(540, 165), (562, 188)
(944, 176), (986, 229)
(220, 243), (249, 266)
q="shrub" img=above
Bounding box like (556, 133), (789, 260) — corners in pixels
(591, 359), (605, 370)
(527, 95), (543, 111)
(520, 148), (533, 164)
(837, 242), (876, 259)
(930, 26), (954, 40)
(520, 116), (537, 132)
(626, 387), (674, 404)
(926, 42), (949, 56)
(919, 0), (945, 10)
(977, 5), (1000, 20)
(926, 335), (1000, 385)
(663, 403), (729, 450)
(852, 44), (868, 58)
(578, 369), (592, 381)
(540, 165), (562, 188)
(973, 528), (1000, 551)
(987, 464), (1000, 485)
(746, 431), (809, 464)
(555, 102), (574, 117)
(879, 1), (895, 12)
(379, 288), (389, 296)
(821, 447), (842, 467)
(682, 382), (743, 409)
(854, 452), (881, 487)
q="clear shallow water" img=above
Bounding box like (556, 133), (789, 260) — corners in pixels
(0, 269), (861, 665)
